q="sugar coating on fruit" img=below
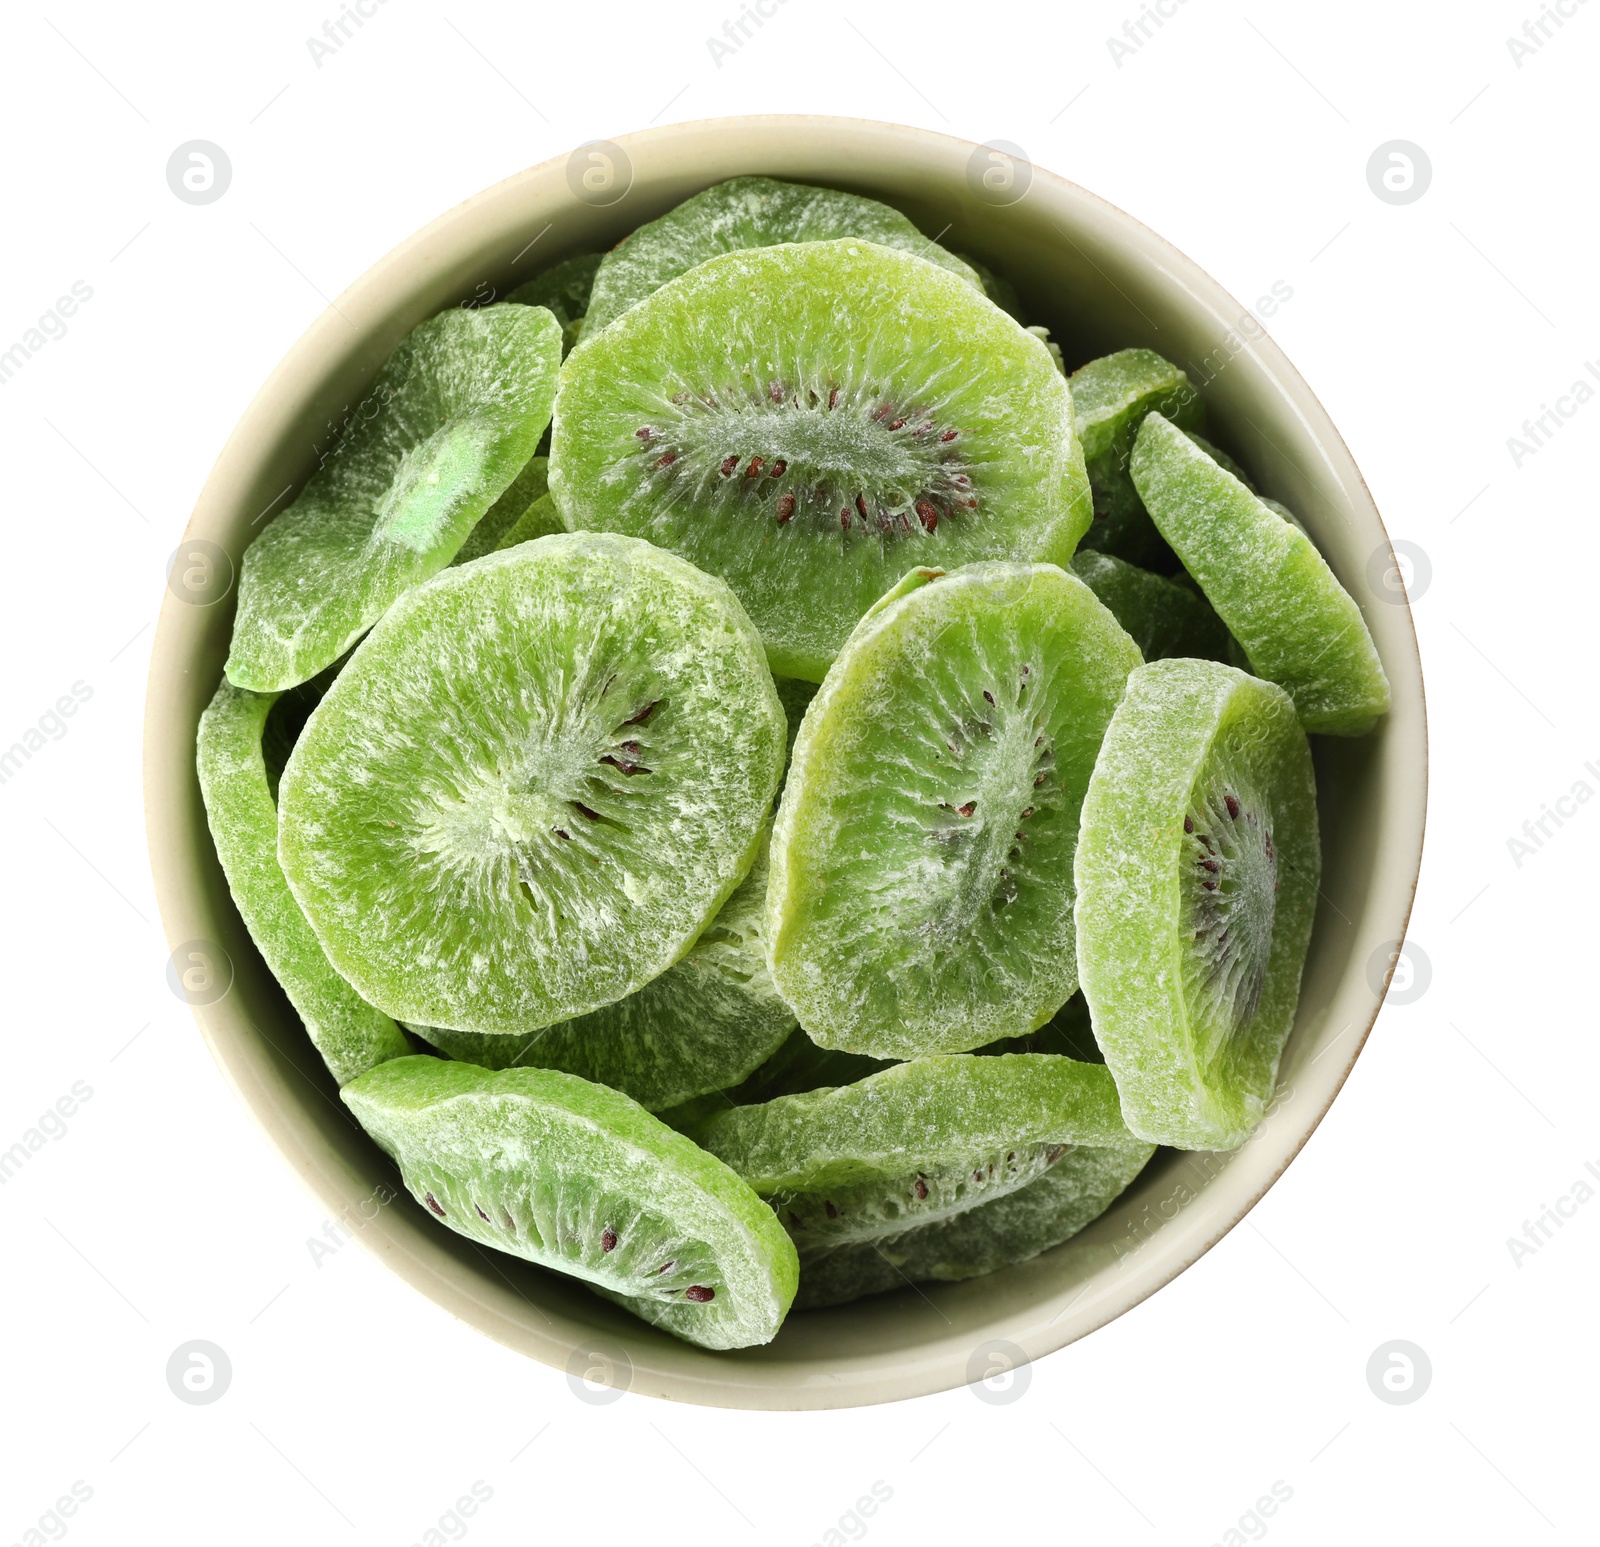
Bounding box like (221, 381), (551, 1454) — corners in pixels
(1074, 658), (1320, 1149)
(795, 1135), (1155, 1309)
(583, 176), (980, 336)
(1131, 414), (1390, 735)
(277, 532), (786, 1037)
(196, 678), (412, 1085)
(227, 304), (563, 693)
(341, 1058), (798, 1349)
(417, 833), (794, 1110)
(766, 562), (1141, 1058)
(551, 240), (1091, 681)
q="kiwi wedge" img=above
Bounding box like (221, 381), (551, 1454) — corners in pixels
(1075, 658), (1320, 1149)
(582, 176), (979, 337)
(414, 833), (794, 1111)
(343, 1058), (798, 1349)
(196, 678), (411, 1085)
(1131, 414), (1390, 735)
(277, 533), (786, 1037)
(767, 562), (1141, 1059)
(551, 239), (1092, 681)
(1072, 348), (1204, 568)
(227, 304), (562, 692)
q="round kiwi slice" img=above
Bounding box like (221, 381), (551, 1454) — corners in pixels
(582, 176), (979, 337)
(1070, 550), (1231, 662)
(413, 832), (795, 1110)
(278, 532), (787, 1037)
(450, 455), (548, 565)
(550, 239), (1092, 681)
(767, 562), (1142, 1058)
(794, 1134), (1156, 1310)
(1075, 658), (1320, 1149)
(342, 1057), (798, 1349)
(227, 304), (562, 693)
(695, 1054), (1132, 1255)
(1130, 413), (1391, 735)
(197, 678), (412, 1086)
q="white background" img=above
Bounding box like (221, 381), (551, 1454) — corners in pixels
(1, 1), (1594, 1542)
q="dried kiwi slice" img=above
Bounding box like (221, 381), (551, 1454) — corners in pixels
(196, 678), (411, 1085)
(1070, 550), (1231, 662)
(696, 1054), (1131, 1254)
(795, 1135), (1155, 1310)
(278, 533), (787, 1036)
(767, 563), (1141, 1058)
(1072, 348), (1204, 568)
(1131, 414), (1391, 734)
(342, 1058), (798, 1349)
(551, 239), (1092, 681)
(508, 252), (601, 356)
(1075, 658), (1320, 1149)
(414, 834), (794, 1110)
(451, 455), (548, 565)
(227, 304), (562, 692)
(583, 176), (979, 337)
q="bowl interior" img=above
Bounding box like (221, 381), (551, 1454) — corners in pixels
(144, 116), (1425, 1409)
